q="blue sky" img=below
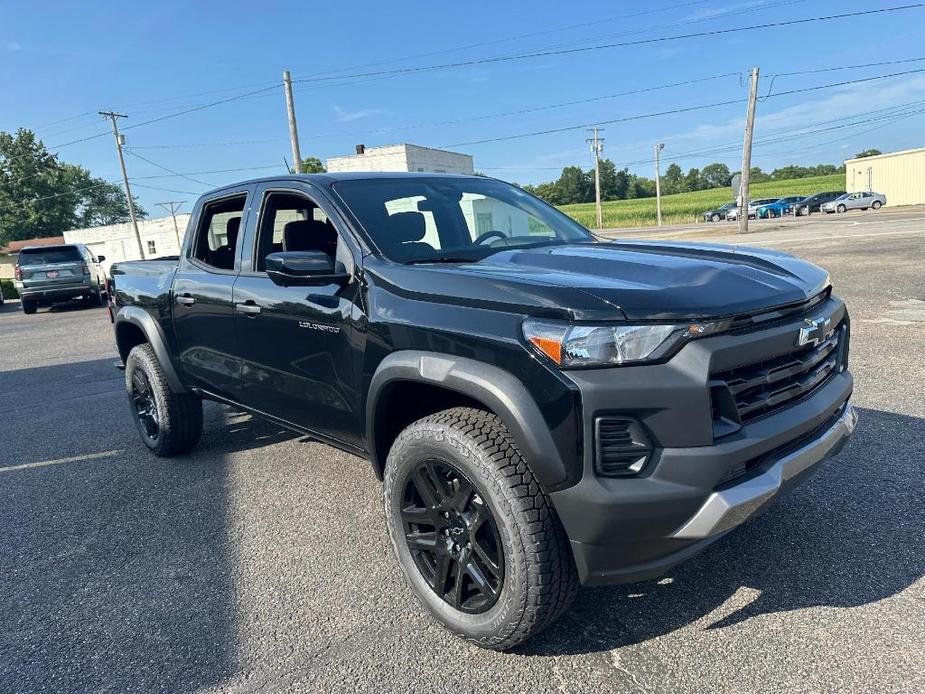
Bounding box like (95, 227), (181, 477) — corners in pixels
(2, 0), (924, 214)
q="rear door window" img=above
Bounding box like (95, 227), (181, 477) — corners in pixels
(191, 195), (247, 271)
(18, 247), (83, 265)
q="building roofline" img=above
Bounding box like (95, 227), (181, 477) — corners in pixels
(326, 143), (473, 160)
(844, 146), (925, 164)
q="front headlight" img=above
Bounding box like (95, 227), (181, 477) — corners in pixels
(522, 319), (711, 368)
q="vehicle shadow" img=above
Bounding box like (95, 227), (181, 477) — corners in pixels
(0, 357), (297, 692)
(523, 406), (924, 656)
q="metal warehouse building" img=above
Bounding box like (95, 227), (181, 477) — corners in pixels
(844, 147), (925, 207)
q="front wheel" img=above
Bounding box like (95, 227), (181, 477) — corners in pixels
(872, 200), (882, 209)
(837, 204), (847, 213)
(22, 300), (37, 314)
(710, 213), (721, 222)
(383, 407), (578, 650)
(125, 344), (203, 456)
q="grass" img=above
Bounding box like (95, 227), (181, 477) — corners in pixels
(559, 173), (845, 228)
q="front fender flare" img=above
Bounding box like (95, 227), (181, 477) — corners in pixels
(367, 351), (570, 491)
(115, 306), (187, 393)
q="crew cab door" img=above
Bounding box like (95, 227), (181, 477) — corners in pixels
(171, 188), (252, 399)
(232, 183), (365, 447)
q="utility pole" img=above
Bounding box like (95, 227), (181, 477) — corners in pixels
(586, 126), (604, 230)
(654, 143), (665, 227)
(283, 70), (303, 174)
(157, 201), (186, 251)
(99, 111), (144, 258)
(737, 67), (760, 234)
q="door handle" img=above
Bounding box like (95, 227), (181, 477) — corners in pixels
(176, 294), (196, 306)
(235, 301), (262, 316)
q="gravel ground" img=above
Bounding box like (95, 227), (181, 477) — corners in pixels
(1, 213), (923, 693)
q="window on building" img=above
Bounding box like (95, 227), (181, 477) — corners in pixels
(191, 195), (246, 271)
(147, 240), (157, 254)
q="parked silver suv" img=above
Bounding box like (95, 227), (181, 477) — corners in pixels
(13, 244), (107, 315)
(823, 191), (886, 214)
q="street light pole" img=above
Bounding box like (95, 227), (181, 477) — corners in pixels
(655, 143), (665, 227)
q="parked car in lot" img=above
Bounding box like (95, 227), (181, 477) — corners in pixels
(823, 191), (886, 214)
(110, 172), (855, 650)
(702, 202), (736, 222)
(793, 191), (846, 216)
(726, 198), (778, 221)
(756, 196), (806, 218)
(13, 243), (107, 314)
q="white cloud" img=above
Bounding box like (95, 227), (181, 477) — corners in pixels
(662, 74), (925, 147)
(3, 40), (22, 51)
(333, 105), (381, 123)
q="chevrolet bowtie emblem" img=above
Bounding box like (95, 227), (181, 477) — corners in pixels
(798, 316), (831, 347)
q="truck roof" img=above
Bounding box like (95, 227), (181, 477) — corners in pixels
(202, 171), (484, 197)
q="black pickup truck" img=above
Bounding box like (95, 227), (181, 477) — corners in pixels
(110, 173), (855, 650)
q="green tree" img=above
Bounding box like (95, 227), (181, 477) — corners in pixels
(0, 128), (144, 244)
(554, 166), (592, 205)
(854, 149), (881, 159)
(683, 167), (703, 192)
(598, 159), (630, 201)
(301, 156), (326, 173)
(662, 163), (684, 194)
(701, 162), (731, 189)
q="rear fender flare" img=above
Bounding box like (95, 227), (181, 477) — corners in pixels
(115, 306), (187, 393)
(367, 351), (569, 490)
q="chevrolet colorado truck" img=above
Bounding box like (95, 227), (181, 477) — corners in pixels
(109, 173), (856, 650)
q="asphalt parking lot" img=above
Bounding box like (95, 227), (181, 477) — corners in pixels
(1, 210), (923, 693)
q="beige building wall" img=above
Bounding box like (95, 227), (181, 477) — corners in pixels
(63, 214), (192, 274)
(844, 147), (925, 207)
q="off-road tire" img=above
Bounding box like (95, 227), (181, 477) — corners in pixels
(22, 300), (37, 315)
(125, 343), (203, 456)
(383, 407), (579, 650)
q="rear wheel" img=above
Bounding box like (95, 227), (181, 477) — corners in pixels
(22, 300), (37, 315)
(383, 407), (578, 650)
(125, 343), (203, 456)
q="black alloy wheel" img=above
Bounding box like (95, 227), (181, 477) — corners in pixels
(131, 368), (160, 440)
(401, 460), (504, 614)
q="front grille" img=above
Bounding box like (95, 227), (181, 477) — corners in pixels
(712, 325), (842, 424)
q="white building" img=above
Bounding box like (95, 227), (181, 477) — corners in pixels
(844, 147), (925, 207)
(63, 214), (191, 273)
(327, 143), (474, 175)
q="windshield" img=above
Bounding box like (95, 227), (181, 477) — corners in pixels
(333, 177), (594, 263)
(834, 193), (849, 201)
(18, 246), (82, 265)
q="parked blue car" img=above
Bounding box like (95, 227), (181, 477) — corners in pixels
(756, 196), (805, 219)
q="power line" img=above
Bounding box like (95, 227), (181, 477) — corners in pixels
(443, 66), (925, 147)
(124, 149), (214, 187)
(291, 5), (925, 85)
(127, 71), (740, 150)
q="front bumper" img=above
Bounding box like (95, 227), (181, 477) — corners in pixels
(548, 296), (855, 586)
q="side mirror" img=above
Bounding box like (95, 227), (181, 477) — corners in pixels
(96, 255), (106, 262)
(265, 251), (349, 287)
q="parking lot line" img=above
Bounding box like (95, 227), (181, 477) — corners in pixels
(0, 449), (122, 473)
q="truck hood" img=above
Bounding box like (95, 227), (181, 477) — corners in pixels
(372, 240), (830, 321)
